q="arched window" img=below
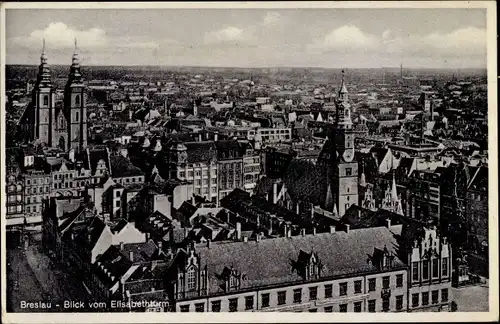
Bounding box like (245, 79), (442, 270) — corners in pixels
(75, 95), (80, 106)
(187, 267), (196, 291)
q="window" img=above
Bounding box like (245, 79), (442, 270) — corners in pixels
(432, 259), (439, 278)
(346, 168), (352, 176)
(27, 197), (31, 204)
(27, 207), (30, 213)
(422, 260), (429, 280)
(382, 297), (390, 311)
(278, 291), (286, 305)
(368, 278), (376, 291)
(324, 284), (333, 298)
(442, 258), (449, 277)
(116, 191), (121, 197)
(76, 112), (79, 122)
(396, 295), (403, 310)
(354, 280), (362, 294)
(195, 303), (204, 312)
(354, 301), (362, 313)
(412, 262), (419, 281)
(383, 276), (390, 289)
(187, 268), (196, 291)
(293, 288), (302, 303)
(261, 293), (270, 308)
(432, 290), (439, 304)
(309, 308), (317, 313)
(324, 306), (333, 312)
(115, 201), (120, 207)
(43, 95), (49, 106)
(422, 292), (429, 306)
(211, 300), (221, 312)
(396, 274), (403, 287)
(441, 289), (448, 302)
(309, 286), (317, 300)
(188, 171), (194, 178)
(412, 293), (419, 307)
(368, 300), (376, 312)
(229, 298), (238, 312)
(339, 304), (348, 312)
(339, 282), (347, 296)
(245, 296), (254, 310)
(179, 305), (189, 312)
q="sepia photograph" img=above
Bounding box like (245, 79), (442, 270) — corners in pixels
(1, 1), (497, 323)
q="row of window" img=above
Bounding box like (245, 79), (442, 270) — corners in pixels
(411, 258), (448, 282)
(179, 170), (218, 178)
(191, 179), (218, 186)
(411, 289), (449, 307)
(180, 295), (406, 313)
(194, 187), (217, 195)
(54, 173), (75, 180)
(116, 176), (144, 184)
(7, 184), (22, 193)
(25, 178), (50, 185)
(7, 205), (23, 214)
(26, 186), (50, 194)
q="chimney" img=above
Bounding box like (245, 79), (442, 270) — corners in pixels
(295, 202), (300, 214)
(256, 233), (261, 242)
(236, 222), (242, 241)
(345, 224), (350, 234)
(300, 228), (306, 236)
(283, 224), (288, 237)
(207, 239), (212, 248)
(198, 133), (202, 142)
(287, 225), (292, 238)
(272, 182), (278, 204)
(129, 251), (134, 262)
(310, 204), (315, 219)
(120, 241), (124, 250)
(329, 225), (336, 234)
(313, 227), (317, 236)
(386, 218), (391, 228)
(214, 133), (218, 142)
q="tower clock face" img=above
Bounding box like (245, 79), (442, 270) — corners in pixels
(343, 148), (354, 162)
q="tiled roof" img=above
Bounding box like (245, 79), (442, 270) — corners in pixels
(283, 159), (328, 206)
(184, 141), (217, 163)
(110, 155), (145, 178)
(195, 225), (405, 294)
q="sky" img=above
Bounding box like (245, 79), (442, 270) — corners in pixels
(5, 8), (488, 69)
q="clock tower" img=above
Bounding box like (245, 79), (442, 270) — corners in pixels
(329, 70), (358, 216)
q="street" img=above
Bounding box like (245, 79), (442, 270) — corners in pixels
(6, 231), (92, 312)
(452, 284), (489, 312)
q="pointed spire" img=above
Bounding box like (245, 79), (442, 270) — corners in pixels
(332, 203), (338, 216)
(359, 161), (367, 187)
(391, 171), (398, 200)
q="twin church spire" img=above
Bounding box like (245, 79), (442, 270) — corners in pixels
(38, 38), (82, 87)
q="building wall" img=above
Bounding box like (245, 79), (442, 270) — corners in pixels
(218, 159), (243, 201)
(23, 172), (52, 217)
(6, 176), (24, 218)
(176, 269), (407, 312)
(177, 162), (218, 203)
(243, 154), (261, 193)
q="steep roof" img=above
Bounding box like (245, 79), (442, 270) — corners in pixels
(184, 141), (217, 163)
(283, 159), (328, 206)
(195, 225), (405, 294)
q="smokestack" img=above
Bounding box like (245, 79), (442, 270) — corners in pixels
(236, 222), (242, 241)
(345, 224), (350, 234)
(329, 226), (336, 234)
(386, 218), (391, 228)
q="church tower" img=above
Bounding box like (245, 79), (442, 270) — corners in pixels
(31, 39), (57, 146)
(65, 39), (87, 152)
(329, 70), (358, 216)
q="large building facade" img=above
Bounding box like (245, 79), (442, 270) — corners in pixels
(21, 40), (88, 153)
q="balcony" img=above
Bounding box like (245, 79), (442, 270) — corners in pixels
(381, 288), (391, 299)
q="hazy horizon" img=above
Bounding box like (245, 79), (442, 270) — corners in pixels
(5, 8), (487, 69)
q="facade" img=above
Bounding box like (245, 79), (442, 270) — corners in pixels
(215, 140), (244, 201)
(20, 40), (88, 153)
(172, 225), (408, 312)
(23, 170), (52, 219)
(407, 169), (441, 223)
(407, 227), (452, 312)
(465, 166), (488, 257)
(256, 127), (292, 143)
(242, 146), (261, 194)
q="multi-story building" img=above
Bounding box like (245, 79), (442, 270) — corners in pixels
(407, 226), (452, 312)
(6, 154), (24, 221)
(465, 166), (488, 257)
(23, 170), (52, 220)
(242, 142), (261, 194)
(166, 141), (218, 203)
(215, 140), (244, 201)
(407, 169), (441, 223)
(170, 224), (408, 312)
(256, 127), (292, 143)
